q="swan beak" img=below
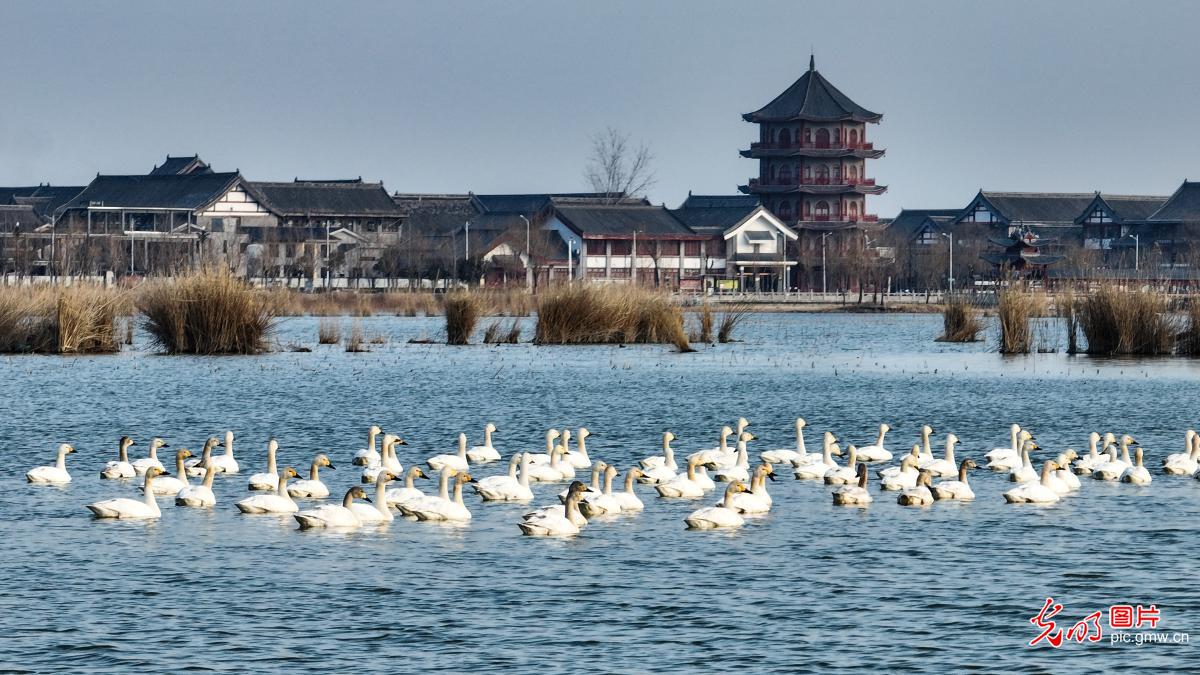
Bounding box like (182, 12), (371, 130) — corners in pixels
(468, 477), (478, 483)
(327, 463), (337, 470)
(397, 439), (408, 445)
(362, 496), (372, 503)
(160, 442), (170, 448)
(766, 473), (777, 481)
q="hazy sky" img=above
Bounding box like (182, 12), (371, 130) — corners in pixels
(3, 0), (1199, 215)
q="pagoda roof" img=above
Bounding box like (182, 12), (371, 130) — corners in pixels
(987, 235), (1059, 249)
(743, 56), (881, 123)
(1146, 181), (1200, 222)
(149, 154), (212, 176)
(981, 252), (1065, 267)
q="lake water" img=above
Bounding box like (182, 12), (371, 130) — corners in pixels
(1, 313), (1196, 672)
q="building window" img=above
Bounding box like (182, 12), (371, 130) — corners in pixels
(815, 165), (829, 184)
(814, 201), (830, 218)
(918, 229), (938, 245)
(610, 240), (632, 256)
(778, 128), (791, 147)
(211, 218), (224, 233)
(636, 240), (656, 256)
(1088, 208), (1112, 224)
(778, 200), (792, 219)
(610, 267), (631, 279)
(815, 128), (830, 149)
(683, 240), (701, 256)
(586, 240), (607, 255)
(849, 128), (860, 146)
(833, 128), (841, 144)
(778, 165), (792, 184)
(967, 203), (993, 223)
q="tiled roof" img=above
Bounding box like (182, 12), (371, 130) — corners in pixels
(148, 155), (212, 176)
(244, 181), (405, 218)
(1147, 181), (1200, 222)
(474, 193), (637, 214)
(553, 204), (696, 238)
(671, 195), (761, 234)
(61, 172), (242, 212)
(0, 204), (47, 230)
(885, 208), (961, 238)
(744, 56), (881, 123)
(979, 192), (1097, 224)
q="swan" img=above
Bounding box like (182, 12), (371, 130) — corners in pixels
(879, 454), (919, 491)
(288, 454), (335, 498)
(398, 466), (454, 518)
(144, 450), (192, 495)
(294, 486), (369, 529)
(612, 468), (646, 511)
(208, 430), (239, 474)
(100, 436), (137, 479)
(236, 467), (302, 513)
(655, 457), (709, 498)
(467, 422), (502, 464)
(684, 480), (749, 529)
(689, 425), (735, 467)
(362, 435), (405, 483)
(917, 425), (935, 464)
(931, 458), (978, 501)
(987, 430), (1033, 471)
(832, 463), (872, 506)
(87, 467), (166, 519)
(405, 470), (475, 522)
(427, 433), (470, 474)
(524, 445), (573, 482)
(897, 470), (934, 506)
(714, 432), (756, 483)
(519, 482), (587, 536)
(1008, 440), (1040, 483)
(855, 423), (893, 462)
(386, 466), (432, 506)
(186, 437), (221, 477)
(522, 480), (589, 526)
(175, 463), (217, 508)
(727, 464), (774, 514)
(1093, 436), (1136, 481)
(525, 429), (561, 466)
(580, 464), (623, 517)
(1048, 450), (1080, 493)
(247, 438), (280, 491)
(920, 433), (960, 478)
(131, 438), (168, 475)
(1073, 433), (1105, 475)
(560, 461), (607, 502)
(562, 427), (595, 470)
(1004, 461), (1061, 504)
(351, 425), (382, 466)
(1120, 447), (1152, 485)
(639, 432), (680, 484)
(985, 424), (1022, 464)
(26, 443), (76, 484)
(474, 454), (534, 502)
(1162, 430), (1198, 476)
(761, 418), (810, 465)
(351, 471), (398, 524)
(878, 445), (921, 479)
(824, 446), (860, 485)
(794, 433), (841, 479)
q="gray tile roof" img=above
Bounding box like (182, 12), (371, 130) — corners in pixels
(245, 181), (405, 218)
(1147, 181), (1200, 222)
(148, 155), (212, 176)
(474, 193), (637, 214)
(886, 208), (961, 238)
(671, 195), (761, 234)
(978, 192), (1097, 224)
(0, 204), (47, 230)
(1100, 194), (1169, 221)
(12, 185), (86, 217)
(744, 57), (881, 123)
(61, 172), (242, 212)
(553, 204), (696, 238)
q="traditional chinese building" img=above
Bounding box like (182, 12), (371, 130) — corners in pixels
(981, 228), (1064, 277)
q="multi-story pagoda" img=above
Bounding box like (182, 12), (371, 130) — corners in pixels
(740, 55), (886, 228)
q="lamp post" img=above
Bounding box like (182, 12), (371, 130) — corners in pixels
(325, 221), (331, 290)
(632, 230), (639, 287)
(518, 214), (531, 291)
(1131, 233), (1140, 272)
(942, 232), (954, 294)
(821, 231), (832, 296)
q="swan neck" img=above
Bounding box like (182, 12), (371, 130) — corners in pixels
(590, 465), (603, 490)
(277, 474), (291, 496)
(203, 465), (216, 488)
(796, 425), (806, 453)
(452, 481), (465, 506)
(437, 470), (451, 499)
(405, 469), (416, 489)
(176, 455), (189, 484)
(368, 427), (378, 452)
(958, 463), (969, 483)
(310, 461), (320, 481)
(577, 433), (588, 457)
(342, 490), (356, 508)
(144, 474), (159, 510)
(507, 456), (520, 479)
(458, 435), (467, 459)
(519, 455), (531, 487)
(602, 471), (615, 495)
(118, 444), (129, 463)
(266, 444), (277, 474)
(224, 433), (234, 459)
(56, 448), (68, 470)
(624, 472), (636, 492)
(686, 461), (696, 480)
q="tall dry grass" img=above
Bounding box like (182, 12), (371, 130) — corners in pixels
(535, 285), (693, 352)
(1077, 284), (1175, 355)
(137, 270), (278, 354)
(997, 286), (1036, 354)
(445, 292), (481, 345)
(1058, 287), (1080, 354)
(937, 296), (983, 342)
(0, 285), (124, 353)
(697, 304), (714, 344)
(317, 318), (342, 344)
(1179, 300), (1200, 356)
(717, 304), (751, 344)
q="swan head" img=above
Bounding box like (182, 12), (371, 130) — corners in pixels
(1121, 435), (1138, 447)
(1061, 448), (1079, 462)
(663, 431), (676, 443)
(315, 454), (334, 469)
(604, 464), (618, 478)
(900, 454), (918, 470)
(455, 472), (476, 485)
(1103, 432), (1116, 445)
(1018, 430), (1034, 443)
(144, 466), (165, 479)
(846, 446), (858, 464)
(566, 480), (588, 496)
(380, 471), (399, 482)
(757, 463), (776, 481)
(921, 425), (933, 437)
(369, 424), (382, 435)
(739, 432), (755, 443)
(737, 417), (750, 430)
(880, 423), (891, 433)
(1011, 423), (1021, 433)
(204, 437), (222, 452)
(547, 429), (561, 441)
(830, 443), (843, 456)
(120, 436), (135, 450)
(1089, 431), (1101, 443)
(946, 433), (960, 448)
(561, 429), (572, 441)
(151, 438), (169, 450)
(908, 444), (920, 458)
(961, 458), (978, 471)
(720, 425), (734, 437)
(267, 438), (279, 453)
(796, 418), (806, 429)
(917, 469), (932, 487)
(577, 427), (589, 439)
(281, 467), (300, 479)
(348, 486), (369, 501)
(176, 449), (193, 461)
(58, 443), (76, 455)
(410, 466), (429, 479)
(626, 467), (645, 480)
(727, 480), (749, 495)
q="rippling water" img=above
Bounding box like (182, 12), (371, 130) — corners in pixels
(1, 313), (1196, 672)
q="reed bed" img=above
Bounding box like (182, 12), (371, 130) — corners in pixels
(717, 303), (751, 344)
(482, 319), (524, 344)
(1058, 287), (1080, 354)
(534, 285), (693, 352)
(137, 270), (278, 354)
(445, 292), (481, 345)
(1076, 284), (1175, 355)
(1179, 301), (1200, 356)
(317, 318), (342, 344)
(0, 285), (124, 354)
(345, 320), (368, 352)
(937, 296), (983, 342)
(997, 286), (1037, 354)
(695, 304), (714, 344)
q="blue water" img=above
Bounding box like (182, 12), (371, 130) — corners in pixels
(1, 313), (1196, 672)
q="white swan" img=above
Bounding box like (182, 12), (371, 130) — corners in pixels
(144, 450), (192, 495)
(100, 436), (137, 479)
(519, 482), (587, 536)
(288, 454), (335, 498)
(236, 467), (301, 514)
(524, 445), (573, 482)
(832, 463), (872, 506)
(351, 471), (398, 524)
(824, 446), (860, 485)
(727, 464), (774, 514)
(294, 486), (369, 529)
(920, 433), (960, 478)
(580, 465), (623, 517)
(131, 438), (168, 476)
(655, 457), (709, 498)
(612, 468), (646, 511)
(405, 470), (474, 522)
(689, 425), (735, 467)
(208, 430), (239, 474)
(386, 466), (431, 507)
(1008, 440), (1040, 483)
(525, 429), (561, 466)
(855, 423), (893, 462)
(474, 453), (533, 501)
(87, 467), (166, 519)
(1047, 450), (1080, 494)
(1120, 447), (1152, 485)
(985, 424), (1022, 465)
(563, 427), (594, 470)
(1004, 461), (1061, 504)
(714, 432), (756, 483)
(917, 425), (935, 465)
(931, 458), (977, 501)
(685, 480), (749, 529)
(26, 443), (75, 484)
(466, 422), (502, 463)
(897, 470), (934, 506)
(794, 432), (841, 479)
(878, 444), (921, 479)
(247, 438), (280, 491)
(185, 437), (221, 478)
(1072, 432), (1105, 475)
(560, 461), (606, 502)
(351, 425), (382, 466)
(362, 435), (405, 483)
(987, 429), (1033, 471)
(175, 463), (217, 508)
(427, 433), (470, 474)
(639, 432), (680, 484)
(761, 418), (809, 465)
(1162, 430), (1198, 476)
(879, 454), (919, 491)
(1093, 435), (1135, 481)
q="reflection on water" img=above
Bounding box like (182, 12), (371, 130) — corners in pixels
(0, 313), (1196, 672)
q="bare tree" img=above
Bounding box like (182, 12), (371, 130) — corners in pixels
(584, 127), (656, 203)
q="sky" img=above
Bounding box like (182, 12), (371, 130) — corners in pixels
(3, 0), (1199, 216)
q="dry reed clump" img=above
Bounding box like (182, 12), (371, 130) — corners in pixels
(345, 320), (368, 352)
(0, 285), (124, 354)
(445, 292), (482, 345)
(482, 320), (502, 344)
(534, 285), (693, 352)
(1057, 287), (1080, 354)
(317, 318), (342, 344)
(1179, 300), (1200, 356)
(937, 296), (983, 342)
(997, 286), (1036, 354)
(696, 304), (714, 344)
(717, 304), (751, 344)
(1077, 284), (1175, 355)
(137, 270), (278, 354)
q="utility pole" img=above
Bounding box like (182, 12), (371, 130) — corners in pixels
(821, 231), (832, 296)
(942, 232), (954, 294)
(519, 214), (531, 291)
(1132, 233), (1140, 272)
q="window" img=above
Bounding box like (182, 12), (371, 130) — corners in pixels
(833, 128), (841, 144)
(778, 164), (793, 184)
(918, 228), (938, 245)
(586, 240), (607, 255)
(778, 128), (791, 147)
(636, 239), (656, 256)
(849, 128), (860, 146)
(211, 218), (225, 233)
(815, 165), (829, 184)
(966, 203), (993, 223)
(778, 200), (792, 219)
(610, 240), (632, 256)
(814, 201), (830, 218)
(815, 128), (830, 149)
(683, 240), (702, 256)
(610, 267), (631, 278)
(1087, 208), (1112, 224)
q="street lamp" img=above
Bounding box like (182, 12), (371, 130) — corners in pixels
(1131, 233), (1140, 272)
(518, 214), (531, 291)
(821, 231), (832, 296)
(942, 232), (954, 294)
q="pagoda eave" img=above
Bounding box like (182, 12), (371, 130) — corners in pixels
(739, 184), (887, 196)
(739, 148), (885, 160)
(742, 113), (883, 124)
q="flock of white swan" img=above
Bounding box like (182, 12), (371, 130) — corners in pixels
(23, 418), (1196, 535)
